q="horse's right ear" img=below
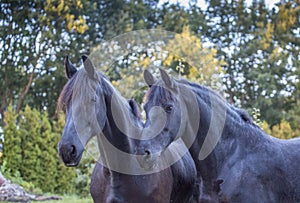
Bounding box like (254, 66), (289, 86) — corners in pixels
(159, 68), (175, 89)
(82, 55), (96, 79)
(143, 70), (156, 87)
(65, 56), (77, 79)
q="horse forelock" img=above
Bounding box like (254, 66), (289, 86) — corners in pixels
(57, 68), (106, 113)
(145, 80), (177, 103)
(57, 72), (78, 113)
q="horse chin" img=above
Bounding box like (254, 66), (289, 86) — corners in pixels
(64, 152), (83, 167)
(141, 161), (158, 171)
(136, 154), (160, 171)
(65, 160), (80, 167)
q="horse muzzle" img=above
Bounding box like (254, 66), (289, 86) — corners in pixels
(58, 142), (83, 167)
(136, 149), (161, 171)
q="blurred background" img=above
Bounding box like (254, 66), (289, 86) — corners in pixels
(0, 0), (299, 201)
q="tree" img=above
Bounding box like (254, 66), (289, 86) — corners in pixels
(3, 105), (76, 193)
(204, 0), (299, 127)
(163, 26), (224, 88)
(261, 121), (272, 135)
(52, 113), (76, 194)
(271, 119), (297, 139)
(273, 0), (300, 132)
(19, 106), (41, 187)
(92, 25), (224, 105)
(0, 0), (89, 123)
(2, 105), (22, 176)
(37, 112), (57, 193)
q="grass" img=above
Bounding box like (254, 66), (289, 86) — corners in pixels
(39, 195), (93, 203)
(2, 195), (93, 203)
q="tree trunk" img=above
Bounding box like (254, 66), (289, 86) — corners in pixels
(15, 66), (36, 114)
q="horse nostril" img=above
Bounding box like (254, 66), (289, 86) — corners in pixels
(145, 150), (151, 156)
(71, 145), (76, 156)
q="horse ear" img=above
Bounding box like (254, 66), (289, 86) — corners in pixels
(65, 56), (77, 79)
(159, 68), (175, 89)
(128, 99), (142, 119)
(143, 70), (156, 87)
(82, 55), (96, 79)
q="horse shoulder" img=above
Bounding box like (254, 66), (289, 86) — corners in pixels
(90, 163), (110, 203)
(170, 152), (197, 203)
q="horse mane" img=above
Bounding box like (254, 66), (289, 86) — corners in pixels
(235, 108), (253, 123)
(185, 80), (256, 126)
(145, 78), (256, 127)
(57, 68), (106, 113)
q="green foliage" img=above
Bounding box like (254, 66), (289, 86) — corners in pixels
(19, 106), (41, 188)
(251, 108), (263, 127)
(260, 119), (299, 140)
(37, 112), (58, 193)
(96, 25), (224, 105)
(92, 0), (161, 39)
(2, 195), (93, 203)
(271, 119), (298, 139)
(0, 0), (92, 121)
(163, 26), (224, 88)
(52, 114), (77, 195)
(2, 106), (77, 194)
(205, 0), (300, 127)
(261, 121), (272, 135)
(251, 107), (299, 139)
(2, 105), (22, 176)
(1, 0), (300, 197)
(1, 162), (41, 194)
(74, 155), (95, 198)
(0, 0), (298, 129)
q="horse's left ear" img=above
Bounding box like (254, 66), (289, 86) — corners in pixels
(82, 55), (96, 79)
(159, 68), (176, 89)
(144, 70), (157, 87)
(65, 56), (77, 79)
(128, 99), (142, 119)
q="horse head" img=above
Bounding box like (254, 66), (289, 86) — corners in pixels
(138, 69), (198, 171)
(57, 55), (107, 166)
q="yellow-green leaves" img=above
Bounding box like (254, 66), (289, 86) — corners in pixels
(163, 26), (224, 87)
(45, 0), (88, 33)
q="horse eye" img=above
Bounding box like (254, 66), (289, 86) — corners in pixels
(91, 97), (97, 102)
(164, 104), (173, 113)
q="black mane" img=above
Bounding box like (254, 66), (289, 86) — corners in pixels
(57, 71), (79, 112)
(146, 78), (256, 127)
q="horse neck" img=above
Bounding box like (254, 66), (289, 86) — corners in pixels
(98, 79), (144, 186)
(215, 112), (269, 169)
(186, 84), (268, 181)
(101, 78), (135, 153)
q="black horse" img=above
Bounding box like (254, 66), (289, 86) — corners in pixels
(142, 69), (300, 203)
(57, 56), (196, 202)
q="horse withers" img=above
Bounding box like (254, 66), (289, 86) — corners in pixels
(57, 56), (197, 203)
(142, 69), (300, 203)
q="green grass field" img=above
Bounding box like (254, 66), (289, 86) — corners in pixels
(2, 195), (93, 203)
